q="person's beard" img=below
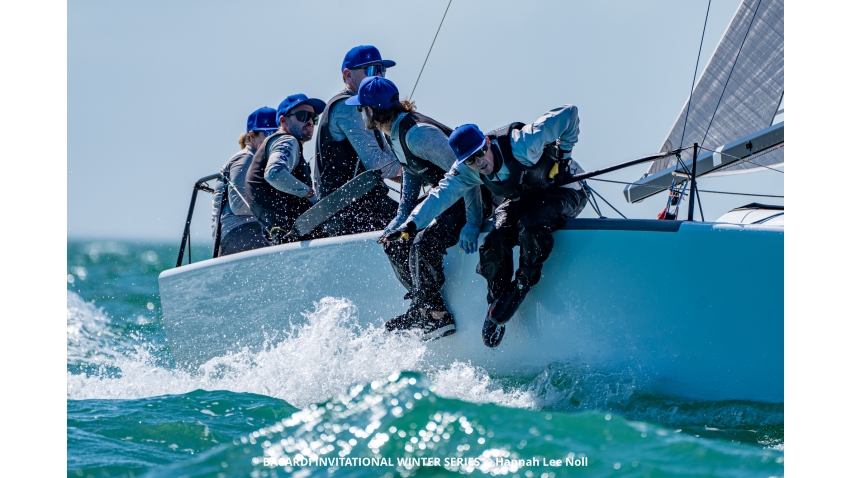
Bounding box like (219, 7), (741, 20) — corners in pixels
(286, 122), (310, 141)
(289, 127), (306, 141)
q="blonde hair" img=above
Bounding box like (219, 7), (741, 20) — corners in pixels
(238, 132), (250, 149)
(238, 130), (271, 149)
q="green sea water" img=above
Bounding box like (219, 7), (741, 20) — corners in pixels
(67, 240), (783, 477)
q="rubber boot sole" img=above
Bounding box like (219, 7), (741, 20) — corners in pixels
(482, 317), (506, 348)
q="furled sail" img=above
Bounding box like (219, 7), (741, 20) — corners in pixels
(646, 0), (784, 178)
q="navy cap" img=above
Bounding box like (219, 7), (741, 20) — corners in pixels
(341, 45), (396, 72)
(246, 107), (278, 132)
(276, 94), (327, 125)
(344, 77), (400, 109)
(449, 124), (487, 165)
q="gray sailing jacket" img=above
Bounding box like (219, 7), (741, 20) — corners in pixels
(212, 146), (260, 240)
(409, 105), (584, 227)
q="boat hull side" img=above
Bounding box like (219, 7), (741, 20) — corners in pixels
(158, 222), (783, 402)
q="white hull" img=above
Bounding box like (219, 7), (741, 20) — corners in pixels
(158, 219), (783, 403)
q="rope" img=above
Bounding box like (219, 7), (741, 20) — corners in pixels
(673, 154), (704, 220)
(695, 189), (782, 198)
(587, 178), (783, 198)
(410, 0), (452, 100)
(584, 184), (604, 217)
(701, 0), (763, 145)
(583, 183), (627, 219)
(679, 0), (713, 149)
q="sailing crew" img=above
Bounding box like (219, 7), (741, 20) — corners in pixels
(349, 77), (483, 340)
(313, 45), (401, 236)
(211, 107), (277, 255)
(245, 94), (326, 243)
(382, 105), (588, 347)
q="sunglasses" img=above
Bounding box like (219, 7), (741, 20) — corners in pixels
(358, 64), (386, 77)
(463, 144), (488, 165)
(286, 111), (319, 124)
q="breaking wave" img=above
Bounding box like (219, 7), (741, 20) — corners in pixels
(67, 292), (782, 445)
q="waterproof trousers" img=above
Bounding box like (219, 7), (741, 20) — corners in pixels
(383, 199), (466, 312)
(477, 187), (588, 302)
(319, 189), (398, 237)
(218, 221), (270, 256)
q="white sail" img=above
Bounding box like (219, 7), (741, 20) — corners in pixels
(647, 0), (784, 178)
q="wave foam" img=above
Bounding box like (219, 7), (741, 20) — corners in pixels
(67, 291), (127, 365)
(68, 293), (782, 437)
(68, 297), (428, 408)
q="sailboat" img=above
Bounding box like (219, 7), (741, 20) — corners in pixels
(158, 0), (784, 403)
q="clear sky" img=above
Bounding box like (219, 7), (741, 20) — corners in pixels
(68, 0), (782, 241)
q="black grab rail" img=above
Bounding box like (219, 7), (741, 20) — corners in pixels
(176, 173), (222, 268)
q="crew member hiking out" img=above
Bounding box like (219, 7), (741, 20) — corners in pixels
(383, 105), (588, 347)
(313, 45), (401, 236)
(211, 107), (277, 256)
(245, 94), (326, 244)
(351, 77), (484, 341)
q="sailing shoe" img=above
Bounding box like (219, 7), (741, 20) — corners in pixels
(421, 311), (456, 341)
(384, 307), (424, 333)
(482, 316), (506, 348)
(487, 280), (530, 325)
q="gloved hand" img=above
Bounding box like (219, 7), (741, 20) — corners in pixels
(459, 224), (480, 254)
(379, 221), (417, 243)
(384, 214), (407, 235)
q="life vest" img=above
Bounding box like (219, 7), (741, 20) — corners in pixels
(314, 93), (390, 200)
(396, 112), (454, 187)
(480, 123), (573, 201)
(245, 132), (313, 229)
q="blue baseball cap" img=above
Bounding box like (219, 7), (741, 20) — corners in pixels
(276, 94), (327, 126)
(246, 107), (278, 132)
(449, 124), (487, 165)
(341, 45), (396, 72)
(344, 77), (400, 109)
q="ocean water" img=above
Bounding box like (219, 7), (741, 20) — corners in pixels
(67, 241), (784, 477)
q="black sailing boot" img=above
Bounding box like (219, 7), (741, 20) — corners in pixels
(385, 307), (456, 341)
(384, 307), (424, 333)
(482, 316), (506, 348)
(487, 274), (531, 326)
(421, 310), (456, 341)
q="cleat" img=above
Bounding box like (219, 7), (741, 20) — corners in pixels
(482, 316), (506, 347)
(487, 280), (530, 325)
(421, 311), (456, 341)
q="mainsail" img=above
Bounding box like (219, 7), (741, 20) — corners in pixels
(646, 0), (784, 178)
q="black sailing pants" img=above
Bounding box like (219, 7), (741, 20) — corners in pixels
(383, 199), (466, 312)
(477, 187), (588, 303)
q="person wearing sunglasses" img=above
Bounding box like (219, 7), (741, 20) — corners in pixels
(245, 94), (326, 243)
(211, 107), (277, 256)
(349, 77), (484, 341)
(382, 105), (588, 348)
(313, 45), (402, 237)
